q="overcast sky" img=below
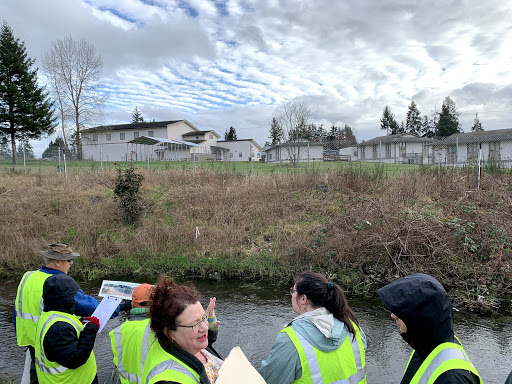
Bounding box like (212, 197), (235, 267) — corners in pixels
(3, 0), (512, 156)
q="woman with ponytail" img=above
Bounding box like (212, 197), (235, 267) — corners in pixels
(261, 271), (367, 384)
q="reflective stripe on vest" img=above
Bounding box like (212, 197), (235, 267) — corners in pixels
(408, 342), (483, 384)
(15, 270), (50, 347)
(145, 359), (198, 383)
(294, 331), (366, 384)
(37, 313), (81, 375)
(111, 320), (152, 384)
(142, 341), (199, 384)
(35, 311), (97, 384)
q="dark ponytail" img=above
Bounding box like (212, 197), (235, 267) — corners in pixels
(295, 271), (359, 338)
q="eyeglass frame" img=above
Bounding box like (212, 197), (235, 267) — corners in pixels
(174, 312), (208, 330)
(289, 287), (297, 296)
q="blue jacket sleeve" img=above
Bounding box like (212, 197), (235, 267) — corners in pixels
(260, 331), (301, 384)
(73, 290), (120, 318)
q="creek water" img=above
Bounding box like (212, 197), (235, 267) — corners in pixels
(1, 277), (511, 384)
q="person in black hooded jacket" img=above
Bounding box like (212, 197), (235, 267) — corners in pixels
(35, 274), (100, 384)
(377, 273), (483, 384)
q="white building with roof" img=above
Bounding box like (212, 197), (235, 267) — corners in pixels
(216, 139), (262, 162)
(82, 120), (220, 161)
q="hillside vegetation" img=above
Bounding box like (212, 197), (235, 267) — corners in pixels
(1, 163), (511, 315)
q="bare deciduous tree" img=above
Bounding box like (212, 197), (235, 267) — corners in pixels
(41, 61), (70, 153)
(276, 101), (312, 166)
(42, 36), (107, 159)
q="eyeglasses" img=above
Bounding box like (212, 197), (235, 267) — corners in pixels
(67, 259), (73, 263)
(289, 287), (297, 296)
(175, 312), (208, 331)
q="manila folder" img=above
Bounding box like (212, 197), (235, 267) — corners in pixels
(216, 346), (266, 384)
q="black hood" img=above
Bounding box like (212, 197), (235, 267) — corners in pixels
(377, 273), (454, 356)
(43, 274), (80, 313)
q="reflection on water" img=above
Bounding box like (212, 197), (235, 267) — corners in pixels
(1, 278), (511, 384)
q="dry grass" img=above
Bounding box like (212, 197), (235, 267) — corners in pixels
(1, 167), (512, 313)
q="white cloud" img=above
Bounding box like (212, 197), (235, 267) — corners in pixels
(2, 0), (512, 156)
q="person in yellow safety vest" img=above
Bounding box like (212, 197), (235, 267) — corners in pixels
(377, 273), (483, 384)
(261, 271), (367, 384)
(110, 284), (222, 384)
(110, 283), (155, 384)
(141, 276), (223, 384)
(34, 273), (100, 384)
(14, 243), (126, 384)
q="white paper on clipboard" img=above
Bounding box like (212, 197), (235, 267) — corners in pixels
(216, 346), (266, 384)
(90, 296), (122, 332)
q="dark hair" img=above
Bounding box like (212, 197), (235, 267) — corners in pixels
(295, 271), (359, 338)
(149, 276), (201, 345)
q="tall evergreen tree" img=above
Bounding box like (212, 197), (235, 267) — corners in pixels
(268, 117), (283, 145)
(436, 96), (460, 137)
(405, 101), (422, 135)
(131, 106), (144, 123)
(471, 113), (484, 132)
(224, 126), (238, 141)
(380, 106), (399, 135)
(42, 136), (66, 159)
(398, 121), (406, 134)
(0, 21), (56, 165)
(18, 139), (34, 159)
(421, 115), (435, 137)
(342, 124), (357, 146)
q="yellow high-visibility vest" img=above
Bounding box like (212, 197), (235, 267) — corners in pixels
(281, 321), (367, 384)
(109, 318), (154, 384)
(141, 340), (200, 384)
(406, 340), (483, 384)
(35, 311), (97, 384)
(15, 270), (51, 347)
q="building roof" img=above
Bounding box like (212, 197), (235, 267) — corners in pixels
(127, 136), (199, 146)
(358, 133), (435, 146)
(217, 139), (263, 150)
(434, 128), (512, 145)
(82, 120), (197, 133)
(182, 130), (220, 137)
(264, 141), (325, 151)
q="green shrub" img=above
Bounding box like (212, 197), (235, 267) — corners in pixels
(113, 165), (144, 224)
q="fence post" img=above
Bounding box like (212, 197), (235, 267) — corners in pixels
(455, 137), (459, 167)
(23, 146), (26, 171)
(379, 140), (382, 167)
(307, 142), (310, 174)
(478, 143), (482, 189)
(63, 153), (68, 181)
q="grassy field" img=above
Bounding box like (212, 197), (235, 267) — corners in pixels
(0, 158), (424, 176)
(1, 162), (511, 315)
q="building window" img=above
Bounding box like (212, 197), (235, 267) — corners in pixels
(148, 131), (154, 137)
(269, 153), (272, 160)
(467, 143), (478, 161)
(93, 134), (98, 142)
(196, 136), (199, 139)
(106, 133), (111, 141)
(120, 132), (125, 140)
(230, 153), (233, 158)
(385, 143), (391, 158)
(209, 134), (213, 139)
(399, 142), (406, 157)
(239, 152), (243, 157)
(372, 144), (378, 159)
(134, 132), (139, 139)
(489, 141), (500, 161)
(257, 152), (261, 158)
